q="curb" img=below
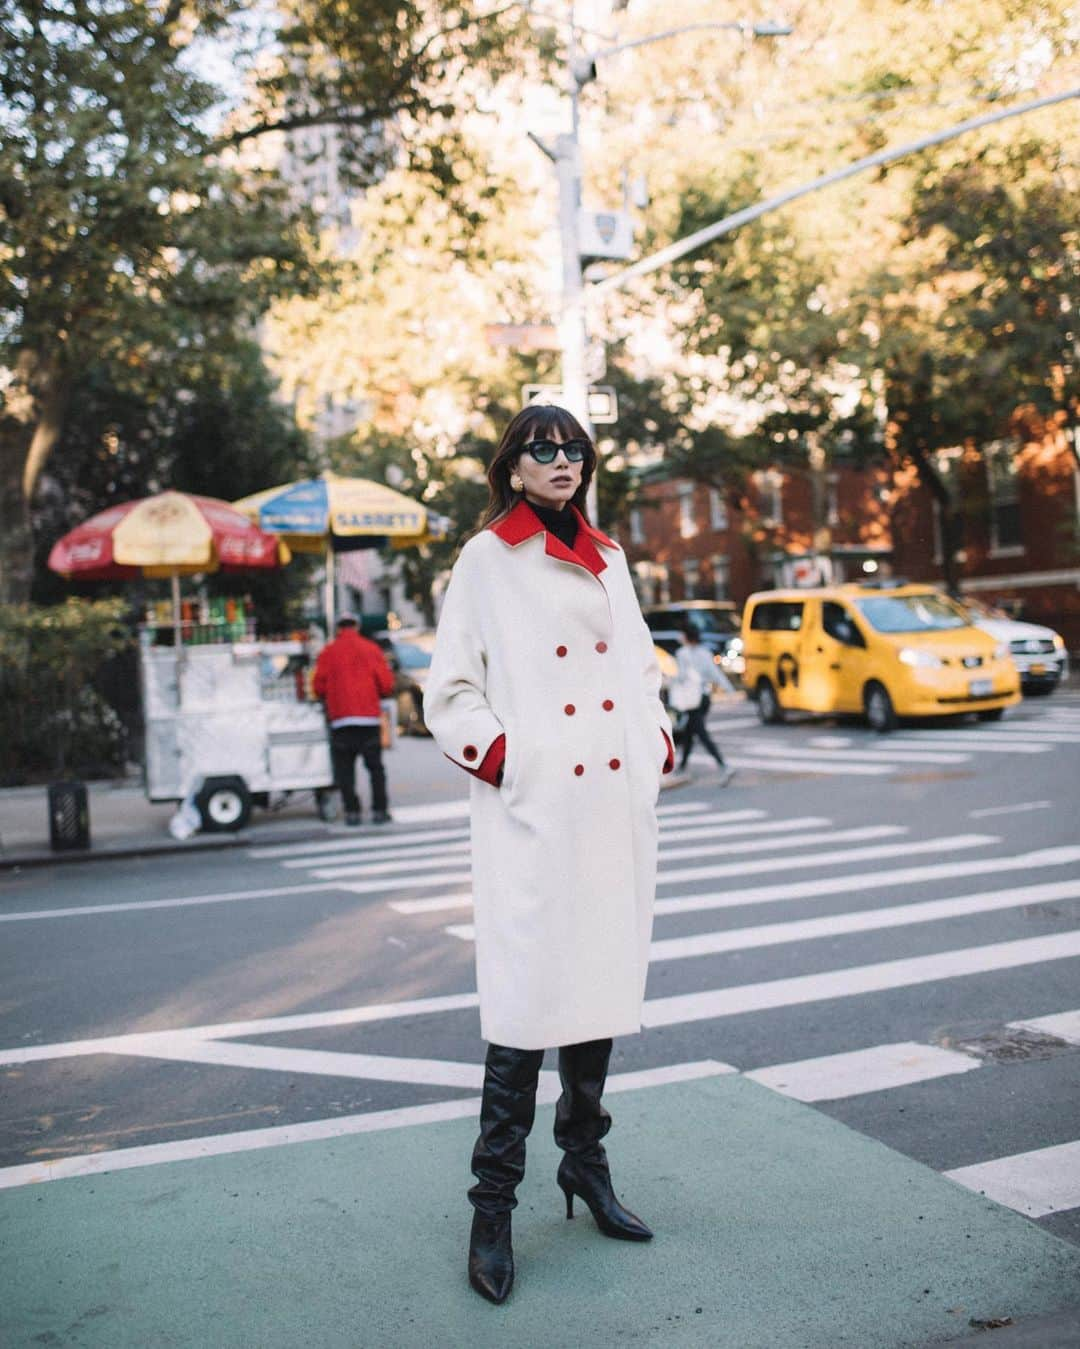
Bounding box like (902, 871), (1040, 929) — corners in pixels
(939, 1305), (1080, 1346)
(0, 827), (333, 871)
(0, 769), (697, 871)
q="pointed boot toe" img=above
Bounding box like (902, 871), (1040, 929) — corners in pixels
(557, 1155), (653, 1242)
(468, 1211), (514, 1304)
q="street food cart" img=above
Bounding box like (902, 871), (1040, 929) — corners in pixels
(140, 624), (337, 830)
(48, 490), (336, 832)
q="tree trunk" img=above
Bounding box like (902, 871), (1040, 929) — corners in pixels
(0, 348), (71, 605)
(0, 422), (36, 608)
(908, 444), (962, 598)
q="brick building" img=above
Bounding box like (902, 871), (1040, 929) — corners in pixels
(890, 421), (1080, 650)
(621, 462), (894, 607)
(620, 425), (1080, 652)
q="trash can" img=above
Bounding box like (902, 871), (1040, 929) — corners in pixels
(49, 781), (90, 851)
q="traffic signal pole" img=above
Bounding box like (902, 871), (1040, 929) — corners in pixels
(529, 118), (596, 518)
(532, 8), (792, 525)
(554, 127), (595, 516)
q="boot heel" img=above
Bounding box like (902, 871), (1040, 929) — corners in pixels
(558, 1178), (575, 1219)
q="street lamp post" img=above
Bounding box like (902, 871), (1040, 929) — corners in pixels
(533, 9), (792, 523)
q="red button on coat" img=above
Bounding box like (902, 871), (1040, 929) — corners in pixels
(595, 641), (608, 653)
(463, 745), (478, 761)
(556, 645), (568, 657)
(574, 764), (585, 777)
(564, 704), (576, 716)
(609, 758), (621, 771)
(602, 699), (614, 711)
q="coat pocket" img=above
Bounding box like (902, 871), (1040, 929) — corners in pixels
(500, 727), (518, 798)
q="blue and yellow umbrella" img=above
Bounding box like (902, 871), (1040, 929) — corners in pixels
(233, 472), (447, 627)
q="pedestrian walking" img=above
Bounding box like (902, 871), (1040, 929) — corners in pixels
(676, 623), (735, 784)
(312, 614), (395, 825)
(424, 405), (675, 1305)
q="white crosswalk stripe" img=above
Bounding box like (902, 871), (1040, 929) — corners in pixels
(1008, 1010), (1080, 1045)
(945, 1141), (1080, 1218)
(654, 846), (1079, 916)
(740, 740), (973, 765)
(697, 699), (1080, 779)
(443, 878), (1080, 948)
(216, 768), (1080, 1225)
(656, 833), (994, 887)
(641, 932), (1080, 1027)
(725, 754), (893, 776)
(745, 1042), (982, 1102)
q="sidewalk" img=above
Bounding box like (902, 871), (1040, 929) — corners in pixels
(0, 738), (695, 869)
(0, 734), (469, 868)
(3, 1074), (1079, 1348)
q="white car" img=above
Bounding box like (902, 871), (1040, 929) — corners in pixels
(962, 598), (1069, 694)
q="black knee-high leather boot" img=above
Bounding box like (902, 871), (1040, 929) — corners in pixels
(467, 1042), (544, 1304)
(553, 1038), (653, 1241)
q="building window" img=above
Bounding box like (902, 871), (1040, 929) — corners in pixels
(985, 442), (1023, 555)
(632, 560), (653, 603)
(709, 488), (728, 531)
(678, 484), (698, 539)
(629, 507), (645, 546)
(683, 559), (700, 598)
(755, 470), (783, 527)
(711, 555), (729, 600)
(826, 473), (840, 527)
(633, 560), (669, 605)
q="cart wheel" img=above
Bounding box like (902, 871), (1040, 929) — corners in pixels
(316, 790), (339, 823)
(195, 776), (252, 832)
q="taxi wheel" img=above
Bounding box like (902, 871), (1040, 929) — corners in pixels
(864, 681), (896, 733)
(756, 678), (783, 725)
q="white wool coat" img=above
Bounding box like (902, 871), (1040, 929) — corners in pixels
(423, 502), (672, 1050)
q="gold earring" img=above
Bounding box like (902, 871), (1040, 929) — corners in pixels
(510, 474), (524, 493)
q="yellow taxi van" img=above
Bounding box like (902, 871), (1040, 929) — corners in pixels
(741, 580), (1020, 731)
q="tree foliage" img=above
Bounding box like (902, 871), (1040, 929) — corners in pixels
(578, 0), (1077, 578)
(0, 597), (131, 780)
(862, 135), (1078, 589)
(0, 0), (537, 603)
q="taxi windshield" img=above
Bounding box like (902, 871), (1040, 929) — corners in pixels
(855, 593), (968, 633)
(686, 610), (739, 635)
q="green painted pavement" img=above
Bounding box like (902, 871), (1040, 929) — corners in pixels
(2, 1075), (1079, 1348)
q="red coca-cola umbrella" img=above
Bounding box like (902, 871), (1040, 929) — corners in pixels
(49, 491), (291, 648)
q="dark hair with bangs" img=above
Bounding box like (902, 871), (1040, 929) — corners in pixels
(474, 405), (597, 535)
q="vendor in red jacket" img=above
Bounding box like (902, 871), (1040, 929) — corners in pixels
(313, 614), (396, 825)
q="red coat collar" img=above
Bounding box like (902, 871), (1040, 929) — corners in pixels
(489, 501), (616, 576)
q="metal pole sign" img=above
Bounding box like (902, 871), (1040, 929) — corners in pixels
(484, 323), (560, 350)
(590, 86), (1080, 299)
(522, 384), (619, 424)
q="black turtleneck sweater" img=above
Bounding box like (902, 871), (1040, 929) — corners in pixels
(526, 499), (579, 550)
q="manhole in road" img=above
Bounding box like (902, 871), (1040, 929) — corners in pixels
(933, 1022), (1074, 1063)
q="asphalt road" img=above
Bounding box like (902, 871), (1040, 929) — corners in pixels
(2, 690), (1079, 1345)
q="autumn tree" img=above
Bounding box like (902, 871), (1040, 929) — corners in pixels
(0, 0), (535, 603)
(581, 0), (1077, 558)
(865, 135), (1078, 592)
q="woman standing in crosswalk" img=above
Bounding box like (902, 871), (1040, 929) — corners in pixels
(424, 405), (675, 1305)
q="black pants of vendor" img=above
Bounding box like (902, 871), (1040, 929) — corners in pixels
(330, 725), (387, 816)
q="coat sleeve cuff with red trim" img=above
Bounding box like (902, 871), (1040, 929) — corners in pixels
(444, 732), (505, 786)
(661, 729), (675, 775)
